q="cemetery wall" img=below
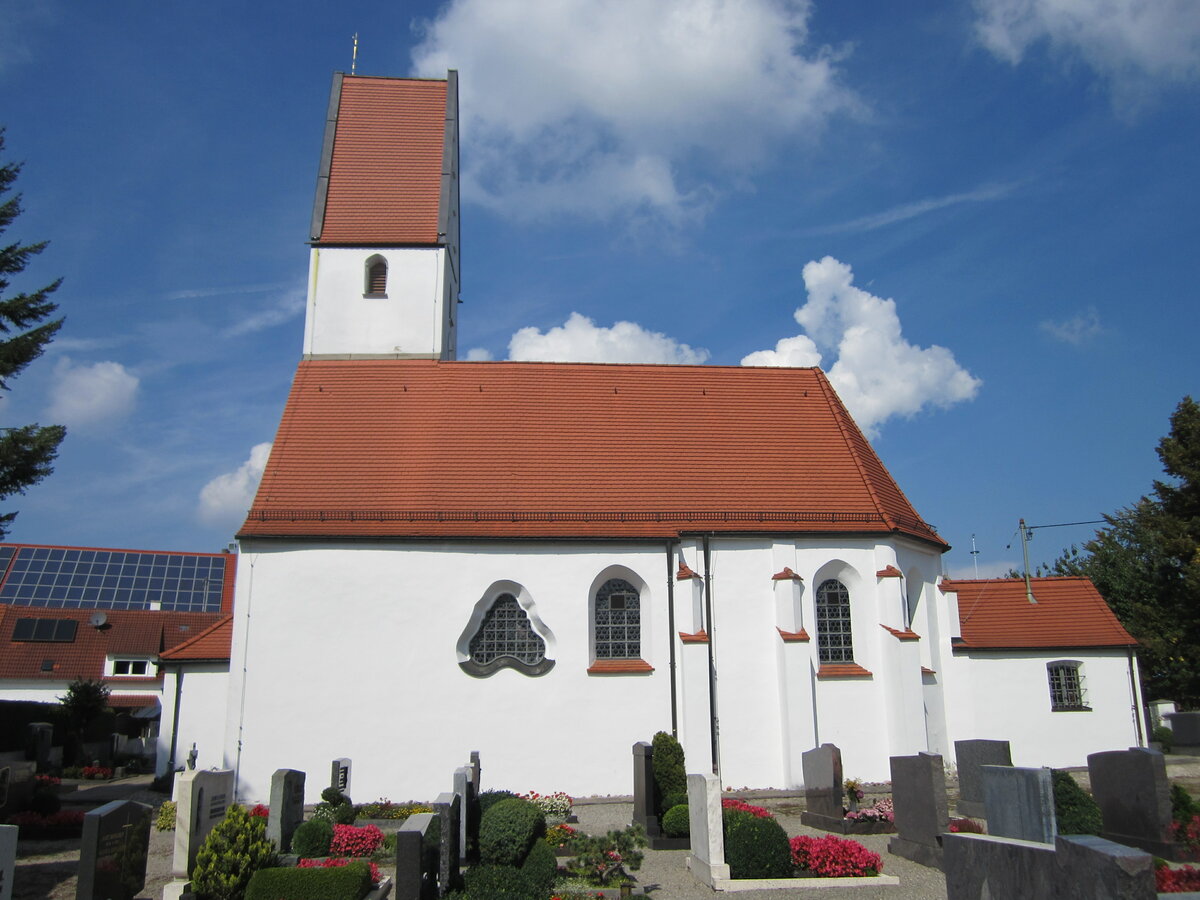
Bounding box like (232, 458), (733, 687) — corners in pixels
(157, 662), (230, 776)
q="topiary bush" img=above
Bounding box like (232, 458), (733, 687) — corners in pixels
(245, 863), (371, 900)
(651, 731), (686, 816)
(1052, 769), (1103, 836)
(291, 818), (334, 858)
(520, 838), (558, 895)
(192, 805), (278, 900)
(724, 814), (792, 879)
(155, 800), (177, 832)
(662, 804), (690, 838)
(478, 789), (520, 818)
(462, 863), (538, 900)
(479, 797), (545, 867)
(661, 791), (688, 812)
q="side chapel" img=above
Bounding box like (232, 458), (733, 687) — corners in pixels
(218, 71), (1147, 803)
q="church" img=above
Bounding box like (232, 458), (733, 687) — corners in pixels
(213, 70), (1147, 804)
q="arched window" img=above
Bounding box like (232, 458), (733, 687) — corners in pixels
(594, 578), (640, 660)
(462, 593), (552, 677)
(1047, 661), (1089, 711)
(364, 255), (388, 296)
(815, 578), (853, 663)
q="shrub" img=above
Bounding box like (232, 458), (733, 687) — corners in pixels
(564, 825), (646, 885)
(462, 863), (537, 900)
(322, 786), (350, 805)
(790, 834), (883, 877)
(354, 798), (433, 820)
(520, 839), (558, 895)
(2, 809), (84, 838)
(156, 800), (177, 832)
(722, 798), (772, 819)
(478, 789), (520, 818)
(291, 818), (334, 858)
(480, 797), (545, 867)
(724, 814), (792, 879)
(81, 765), (113, 780)
(192, 805), (278, 900)
(544, 822), (579, 849)
(1154, 724), (1175, 753)
(1173, 784), (1200, 825)
(948, 817), (985, 833)
(245, 862), (372, 900)
(312, 800), (356, 825)
(1174, 815), (1200, 849)
(651, 731), (686, 815)
(1052, 770), (1103, 836)
(661, 791), (688, 812)
(662, 804), (690, 838)
(1158, 862), (1200, 893)
(329, 823), (384, 858)
(248, 804), (269, 818)
(519, 790), (572, 820)
(29, 787), (61, 815)
(846, 796), (894, 823)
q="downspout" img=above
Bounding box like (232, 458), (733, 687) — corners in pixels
(1128, 648), (1146, 746)
(666, 540), (678, 738)
(165, 665), (184, 779)
(233, 553), (255, 803)
(703, 536), (719, 776)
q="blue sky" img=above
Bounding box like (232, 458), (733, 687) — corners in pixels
(1, 0), (1197, 577)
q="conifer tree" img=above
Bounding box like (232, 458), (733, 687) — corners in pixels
(0, 129), (65, 538)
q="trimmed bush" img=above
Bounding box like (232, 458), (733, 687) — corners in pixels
(462, 864), (538, 900)
(291, 818), (334, 858)
(662, 804), (690, 838)
(245, 863), (371, 900)
(1154, 724), (1175, 753)
(661, 791), (688, 812)
(478, 789), (520, 818)
(520, 838), (558, 895)
(192, 805), (278, 900)
(480, 797), (545, 867)
(155, 801), (177, 832)
(1052, 770), (1103, 836)
(1173, 784), (1200, 825)
(651, 731), (686, 815)
(724, 814), (792, 880)
(29, 788), (61, 815)
(322, 786), (350, 805)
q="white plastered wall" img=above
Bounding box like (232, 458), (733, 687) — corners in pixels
(156, 663), (230, 776)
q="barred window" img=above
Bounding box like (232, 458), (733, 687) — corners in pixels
(594, 578), (640, 659)
(816, 579), (853, 663)
(1048, 661), (1089, 711)
(465, 594), (548, 676)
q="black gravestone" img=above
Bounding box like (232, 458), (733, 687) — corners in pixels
(954, 739), (1011, 820)
(888, 752), (949, 869)
(77, 800), (152, 900)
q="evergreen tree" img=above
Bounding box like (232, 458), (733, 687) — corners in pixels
(0, 129), (65, 538)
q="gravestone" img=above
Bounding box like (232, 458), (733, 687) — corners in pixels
(1088, 747), (1177, 858)
(954, 739), (1011, 819)
(469, 750), (480, 791)
(1167, 712), (1200, 745)
(453, 766), (472, 864)
(172, 768), (234, 879)
(77, 800), (152, 900)
(799, 743), (845, 830)
(330, 757), (351, 795)
(982, 765), (1055, 844)
(888, 752), (949, 869)
(0, 824), (16, 900)
(433, 791), (460, 897)
(685, 773), (729, 887)
(631, 742), (660, 837)
(395, 812), (437, 900)
(267, 768), (305, 854)
(25, 723), (53, 770)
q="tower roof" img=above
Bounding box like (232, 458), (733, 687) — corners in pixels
(240, 359), (946, 546)
(309, 73), (457, 246)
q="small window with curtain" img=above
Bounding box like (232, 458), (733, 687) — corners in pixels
(364, 255), (388, 297)
(1048, 661), (1089, 711)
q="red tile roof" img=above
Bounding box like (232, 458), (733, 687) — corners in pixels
(159, 616), (233, 662)
(0, 606), (223, 684)
(945, 577), (1136, 649)
(313, 75), (448, 245)
(241, 359), (945, 545)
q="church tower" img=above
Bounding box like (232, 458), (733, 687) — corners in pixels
(302, 71), (460, 359)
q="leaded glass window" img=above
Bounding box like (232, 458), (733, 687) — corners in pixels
(595, 578), (640, 659)
(1048, 661), (1088, 711)
(469, 594), (545, 667)
(816, 579), (853, 663)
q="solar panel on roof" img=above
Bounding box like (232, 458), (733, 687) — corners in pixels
(12, 617), (77, 642)
(0, 546), (225, 612)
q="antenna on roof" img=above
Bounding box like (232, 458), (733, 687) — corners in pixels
(970, 534), (980, 579)
(1019, 518), (1037, 604)
(351, 32), (359, 75)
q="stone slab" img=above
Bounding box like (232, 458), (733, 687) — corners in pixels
(433, 791), (460, 897)
(1168, 712), (1200, 745)
(631, 742), (661, 837)
(982, 765), (1055, 844)
(685, 773), (729, 886)
(172, 768), (233, 880)
(801, 743), (843, 821)
(330, 758), (351, 795)
(953, 739), (1011, 820)
(267, 768), (305, 854)
(77, 800), (153, 900)
(0, 824), (15, 900)
(890, 752), (948, 850)
(1088, 747), (1176, 858)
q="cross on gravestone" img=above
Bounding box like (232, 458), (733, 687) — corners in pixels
(954, 739), (1012, 820)
(330, 758), (352, 796)
(982, 765), (1056, 844)
(631, 742), (660, 837)
(1088, 747), (1177, 858)
(76, 800), (153, 900)
(799, 743), (845, 830)
(172, 768), (234, 879)
(433, 791), (461, 897)
(268, 768), (306, 854)
(0, 824), (16, 900)
(888, 752), (949, 869)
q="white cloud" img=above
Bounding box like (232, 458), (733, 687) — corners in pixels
(809, 182), (1018, 235)
(1040, 306), (1101, 344)
(412, 0), (858, 222)
(741, 256), (981, 437)
(508, 312), (710, 364)
(46, 358), (140, 429)
(464, 347), (494, 361)
(974, 0), (1200, 103)
(197, 442), (272, 527)
(221, 287), (306, 337)
(946, 559), (1020, 580)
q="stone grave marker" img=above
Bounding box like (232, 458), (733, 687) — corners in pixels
(469, 750), (480, 791)
(433, 791), (460, 897)
(685, 773), (729, 887)
(1088, 747), (1177, 858)
(453, 766), (473, 864)
(799, 743), (845, 830)
(396, 812), (437, 900)
(954, 739), (1011, 820)
(631, 741), (660, 837)
(77, 800), (152, 900)
(0, 824), (16, 900)
(267, 768), (305, 854)
(172, 767), (234, 879)
(25, 723), (53, 771)
(888, 752), (949, 869)
(330, 757), (351, 795)
(982, 765), (1056, 844)
(1167, 712), (1200, 746)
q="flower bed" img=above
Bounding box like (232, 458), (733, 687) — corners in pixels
(297, 856), (382, 885)
(521, 789), (573, 821)
(329, 823), (385, 857)
(790, 834), (883, 877)
(5, 809), (85, 839)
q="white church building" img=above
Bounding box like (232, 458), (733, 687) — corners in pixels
(199, 71), (1146, 804)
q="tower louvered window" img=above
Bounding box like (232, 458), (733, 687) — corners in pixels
(365, 256), (387, 296)
(815, 579), (853, 663)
